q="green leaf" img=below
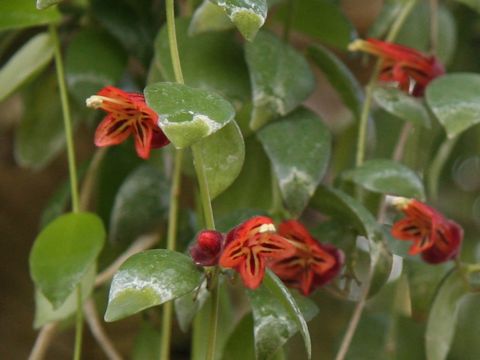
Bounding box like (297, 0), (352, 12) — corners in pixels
(275, 0), (356, 49)
(144, 82), (235, 148)
(109, 165), (169, 245)
(34, 264), (96, 328)
(245, 31), (315, 130)
(0, 0), (60, 31)
(449, 293), (480, 359)
(65, 29), (127, 104)
(132, 322), (162, 360)
(155, 18), (250, 104)
(0, 33), (54, 102)
(211, 0), (267, 41)
(174, 283), (209, 333)
(310, 186), (393, 298)
(196, 121), (245, 199)
(426, 73), (480, 138)
(396, 3), (456, 65)
(248, 271), (316, 359)
(104, 249), (202, 322)
(30, 212), (105, 308)
(36, 0), (62, 10)
(373, 86), (431, 128)
(367, 1), (402, 39)
(308, 44), (363, 120)
(342, 159), (426, 200)
(222, 313), (255, 360)
(425, 271), (469, 360)
(213, 136), (272, 215)
(189, 0), (234, 35)
(257, 107), (331, 216)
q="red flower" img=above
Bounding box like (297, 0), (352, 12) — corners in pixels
(269, 220), (344, 296)
(348, 38), (444, 96)
(86, 86), (170, 159)
(219, 216), (296, 289)
(391, 198), (463, 264)
(190, 230), (224, 267)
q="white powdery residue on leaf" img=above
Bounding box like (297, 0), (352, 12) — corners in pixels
(279, 167), (316, 196)
(253, 313), (295, 351)
(253, 91), (286, 115)
(434, 102), (480, 118)
(159, 112), (224, 135)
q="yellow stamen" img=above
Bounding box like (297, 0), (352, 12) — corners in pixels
(85, 95), (130, 109)
(258, 223), (276, 234)
(388, 195), (412, 210)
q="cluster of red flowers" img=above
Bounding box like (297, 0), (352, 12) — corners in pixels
(190, 216), (344, 296)
(349, 38), (445, 96)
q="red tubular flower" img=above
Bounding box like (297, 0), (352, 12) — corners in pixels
(190, 230), (224, 266)
(391, 198), (463, 264)
(269, 220), (344, 296)
(219, 216), (296, 289)
(86, 86), (170, 159)
(348, 38), (445, 96)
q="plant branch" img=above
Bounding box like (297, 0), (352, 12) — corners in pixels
(84, 299), (123, 360)
(28, 323), (58, 360)
(79, 148), (107, 211)
(428, 135), (459, 200)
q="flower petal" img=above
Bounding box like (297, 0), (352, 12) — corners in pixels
(132, 120), (154, 159)
(239, 248), (265, 289)
(94, 114), (131, 147)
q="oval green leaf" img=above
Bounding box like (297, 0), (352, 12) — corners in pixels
(109, 165), (169, 244)
(373, 86), (431, 129)
(308, 44), (363, 120)
(0, 32), (54, 102)
(65, 29), (127, 104)
(425, 271), (469, 360)
(342, 159), (426, 200)
(211, 0), (267, 41)
(104, 249), (202, 322)
(155, 18), (250, 104)
(248, 271), (317, 359)
(189, 0), (234, 35)
(34, 264), (96, 328)
(144, 82), (235, 148)
(195, 121), (245, 199)
(29, 212), (105, 308)
(257, 107), (331, 216)
(245, 31), (315, 130)
(0, 0), (60, 31)
(36, 0), (62, 10)
(426, 73), (480, 138)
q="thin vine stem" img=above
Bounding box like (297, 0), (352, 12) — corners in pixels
(355, 0), (417, 167)
(428, 135), (459, 201)
(337, 2), (417, 360)
(50, 24), (83, 360)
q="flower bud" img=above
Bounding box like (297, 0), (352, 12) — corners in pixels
(190, 230), (224, 266)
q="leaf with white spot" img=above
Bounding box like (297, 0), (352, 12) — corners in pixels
(189, 0), (234, 35)
(257, 108), (331, 216)
(144, 82), (235, 148)
(426, 73), (480, 138)
(211, 0), (267, 41)
(104, 249), (202, 322)
(195, 121), (245, 199)
(245, 31), (315, 130)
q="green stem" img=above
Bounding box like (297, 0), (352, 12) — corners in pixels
(50, 25), (80, 214)
(50, 25), (83, 360)
(159, 150), (184, 360)
(166, 0), (184, 85)
(73, 285), (83, 360)
(206, 279), (220, 360)
(428, 136), (458, 201)
(355, 0), (417, 167)
(192, 144), (215, 230)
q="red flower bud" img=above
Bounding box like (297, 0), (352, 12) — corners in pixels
(190, 230), (224, 266)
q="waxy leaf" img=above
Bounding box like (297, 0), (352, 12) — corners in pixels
(245, 31), (315, 130)
(195, 121), (245, 199)
(426, 73), (480, 138)
(144, 82), (235, 148)
(308, 45), (363, 120)
(65, 29), (127, 104)
(248, 271), (316, 359)
(342, 159), (426, 200)
(257, 108), (331, 216)
(109, 165), (169, 244)
(36, 0), (62, 10)
(155, 18), (250, 104)
(0, 0), (60, 31)
(311, 186), (393, 298)
(449, 293), (480, 359)
(105, 249), (202, 322)
(189, 0), (234, 35)
(373, 86), (431, 128)
(0, 33), (54, 102)
(30, 212), (105, 308)
(211, 0), (267, 41)
(34, 264), (96, 328)
(174, 283), (209, 333)
(425, 271), (469, 360)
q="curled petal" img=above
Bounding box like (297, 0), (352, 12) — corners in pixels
(94, 114), (131, 147)
(239, 248), (266, 289)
